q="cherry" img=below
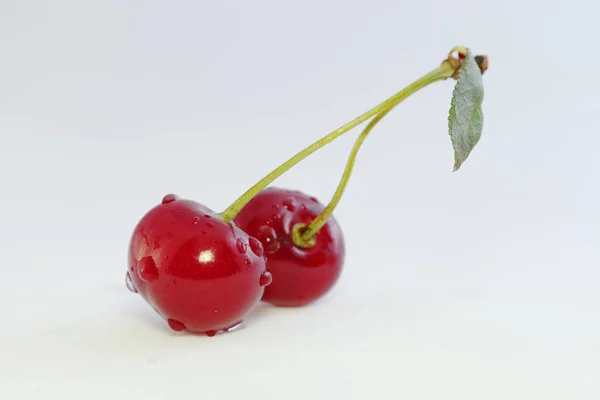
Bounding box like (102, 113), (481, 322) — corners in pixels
(127, 194), (271, 336)
(233, 188), (344, 306)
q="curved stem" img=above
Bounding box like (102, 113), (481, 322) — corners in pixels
(296, 106), (395, 244)
(220, 60), (456, 223)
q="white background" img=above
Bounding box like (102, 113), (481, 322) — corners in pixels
(1, 1), (599, 399)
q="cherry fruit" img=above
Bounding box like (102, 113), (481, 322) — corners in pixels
(127, 194), (271, 336)
(234, 187), (345, 307)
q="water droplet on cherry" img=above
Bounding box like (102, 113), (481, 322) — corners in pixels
(257, 226), (278, 254)
(207, 222), (215, 228)
(202, 230), (208, 235)
(272, 204), (280, 211)
(283, 199), (296, 211)
(138, 256), (159, 282)
(205, 330), (217, 337)
(248, 237), (264, 257)
(259, 271), (272, 286)
(204, 214), (211, 218)
(125, 272), (137, 293)
(192, 216), (201, 225)
(161, 194), (179, 204)
(244, 257), (252, 266)
(300, 204), (307, 211)
(167, 318), (186, 332)
(236, 238), (248, 254)
(310, 197), (318, 203)
(224, 321), (244, 333)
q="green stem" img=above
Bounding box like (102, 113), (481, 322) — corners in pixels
(220, 60), (456, 223)
(297, 66), (453, 244)
(296, 107), (394, 244)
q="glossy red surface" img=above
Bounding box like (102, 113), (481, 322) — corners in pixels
(127, 194), (270, 335)
(234, 187), (345, 307)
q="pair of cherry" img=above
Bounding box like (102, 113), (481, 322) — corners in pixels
(126, 187), (343, 336)
(126, 47), (488, 336)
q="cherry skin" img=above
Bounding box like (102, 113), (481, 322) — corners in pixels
(127, 194), (272, 336)
(233, 187), (345, 307)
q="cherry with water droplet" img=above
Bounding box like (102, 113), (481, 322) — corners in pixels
(234, 188), (344, 307)
(128, 195), (269, 335)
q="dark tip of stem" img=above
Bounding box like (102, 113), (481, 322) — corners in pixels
(475, 55), (488, 74)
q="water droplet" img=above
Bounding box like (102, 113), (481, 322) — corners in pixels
(265, 219), (272, 225)
(236, 238), (248, 254)
(192, 216), (201, 224)
(202, 230), (208, 235)
(130, 264), (134, 272)
(125, 272), (137, 293)
(161, 194), (179, 204)
(310, 197), (319, 203)
(257, 226), (278, 254)
(205, 330), (217, 337)
(272, 204), (280, 211)
(300, 204), (307, 211)
(224, 321), (244, 333)
(167, 318), (186, 332)
(204, 214), (211, 218)
(206, 222), (215, 228)
(249, 237), (264, 257)
(138, 256), (159, 282)
(259, 271), (272, 286)
(273, 215), (280, 222)
(282, 200), (296, 212)
(244, 257), (252, 266)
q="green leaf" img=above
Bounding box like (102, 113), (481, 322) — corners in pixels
(448, 49), (484, 171)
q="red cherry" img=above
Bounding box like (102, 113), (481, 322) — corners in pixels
(127, 194), (270, 335)
(233, 187), (345, 307)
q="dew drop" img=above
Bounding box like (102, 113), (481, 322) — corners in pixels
(125, 272), (138, 293)
(224, 321), (244, 333)
(244, 257), (252, 266)
(204, 214), (212, 218)
(138, 256), (159, 282)
(282, 199), (296, 212)
(248, 237), (264, 257)
(310, 197), (319, 203)
(259, 271), (272, 287)
(257, 226), (278, 254)
(167, 318), (186, 332)
(272, 204), (280, 211)
(192, 216), (201, 225)
(273, 215), (280, 222)
(205, 330), (217, 337)
(161, 194), (179, 204)
(300, 204), (307, 211)
(202, 230), (208, 235)
(236, 238), (248, 254)
(206, 222), (215, 228)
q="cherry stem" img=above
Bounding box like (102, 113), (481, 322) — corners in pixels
(220, 54), (459, 224)
(296, 105), (396, 244)
(293, 66), (453, 246)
